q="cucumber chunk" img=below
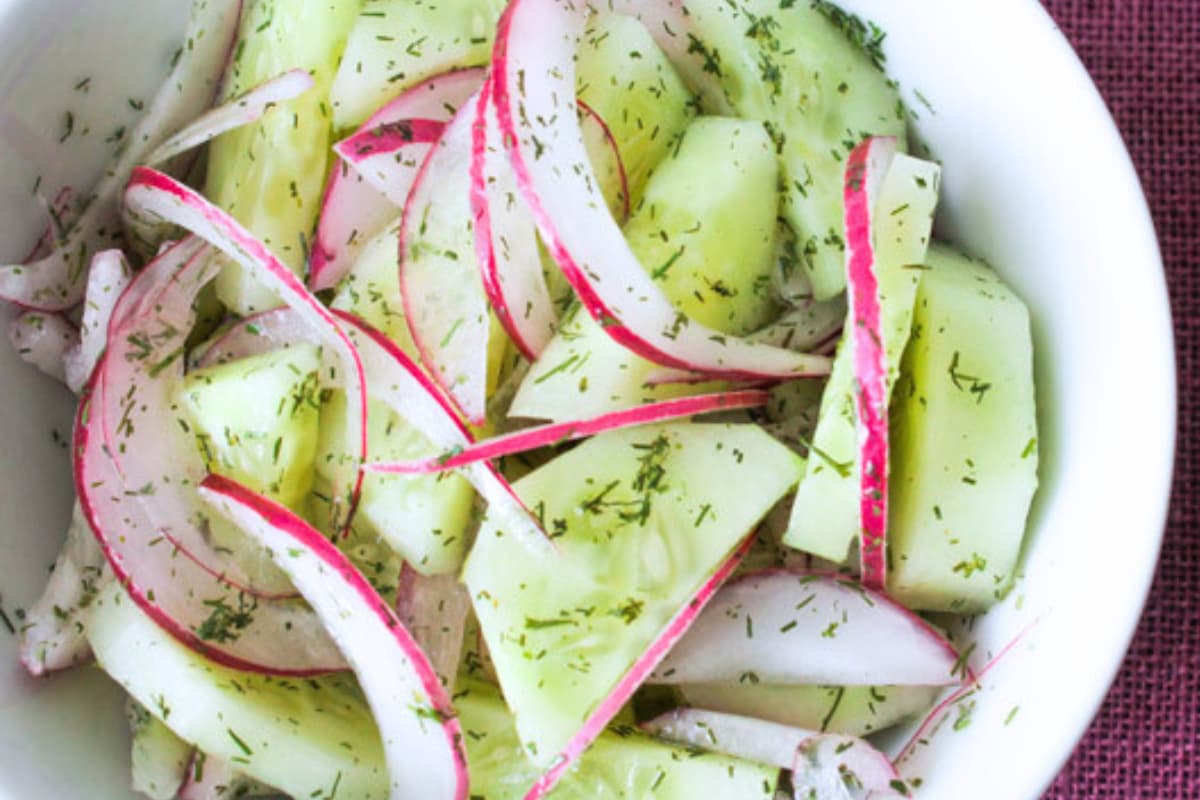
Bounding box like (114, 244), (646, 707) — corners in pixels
(672, 0), (907, 300)
(87, 584), (387, 799)
(679, 682), (939, 738)
(888, 245), (1038, 612)
(783, 154), (940, 563)
(127, 699), (192, 800)
(577, 14), (697, 209)
(330, 0), (506, 131)
(511, 116), (783, 422)
(205, 0), (359, 313)
(623, 116), (781, 336)
(463, 422), (803, 764)
(457, 681), (777, 798)
(179, 345), (322, 590)
(314, 392), (476, 576)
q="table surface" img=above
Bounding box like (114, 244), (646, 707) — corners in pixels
(1038, 1), (1198, 797)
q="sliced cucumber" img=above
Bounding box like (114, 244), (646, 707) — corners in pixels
(623, 116), (781, 336)
(86, 583), (387, 799)
(457, 680), (777, 798)
(205, 0), (359, 313)
(330, 0), (506, 131)
(507, 305), (723, 423)
(577, 14), (697, 208)
(671, 0), (907, 300)
(314, 392), (476, 576)
(127, 699), (192, 800)
(888, 244), (1038, 612)
(179, 345), (322, 590)
(679, 682), (939, 738)
(783, 154), (940, 563)
(463, 422), (803, 764)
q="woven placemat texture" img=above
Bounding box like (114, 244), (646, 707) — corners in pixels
(1039, 1), (1198, 797)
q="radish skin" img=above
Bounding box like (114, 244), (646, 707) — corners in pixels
(199, 474), (470, 800)
(366, 390), (771, 475)
(843, 137), (898, 590)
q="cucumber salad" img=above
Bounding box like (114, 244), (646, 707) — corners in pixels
(3, 0), (1038, 798)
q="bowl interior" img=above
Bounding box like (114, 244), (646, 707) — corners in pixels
(0, 1), (1174, 798)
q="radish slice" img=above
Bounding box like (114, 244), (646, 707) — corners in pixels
(843, 137), (899, 590)
(144, 69), (315, 167)
(77, 365), (345, 675)
(123, 167), (366, 532)
(472, 77), (630, 361)
(525, 536), (752, 799)
(18, 503), (109, 676)
(7, 310), (76, 382)
(490, 0), (831, 381)
(331, 309), (555, 556)
(470, 78), (554, 361)
(366, 390), (771, 475)
(336, 119), (447, 205)
(311, 68), (486, 291)
(648, 570), (960, 687)
(63, 249), (132, 393)
(398, 92), (492, 424)
(193, 307), (314, 368)
(640, 708), (818, 770)
(792, 734), (909, 799)
(0, 0), (241, 311)
(395, 565), (471, 691)
(198, 474), (469, 800)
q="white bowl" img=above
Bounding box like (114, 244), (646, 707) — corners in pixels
(0, 1), (1174, 798)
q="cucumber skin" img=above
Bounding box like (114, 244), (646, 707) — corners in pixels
(206, 0), (360, 314)
(887, 245), (1038, 613)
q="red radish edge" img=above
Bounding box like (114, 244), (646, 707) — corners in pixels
(0, 0), (242, 311)
(336, 118), (446, 165)
(490, 0), (831, 381)
(524, 534), (753, 799)
(123, 167), (366, 533)
(330, 309), (556, 555)
(843, 136), (898, 591)
(198, 474), (469, 800)
(577, 99), (631, 222)
(365, 390), (771, 475)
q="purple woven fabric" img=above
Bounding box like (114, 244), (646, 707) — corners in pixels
(1039, 1), (1198, 797)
